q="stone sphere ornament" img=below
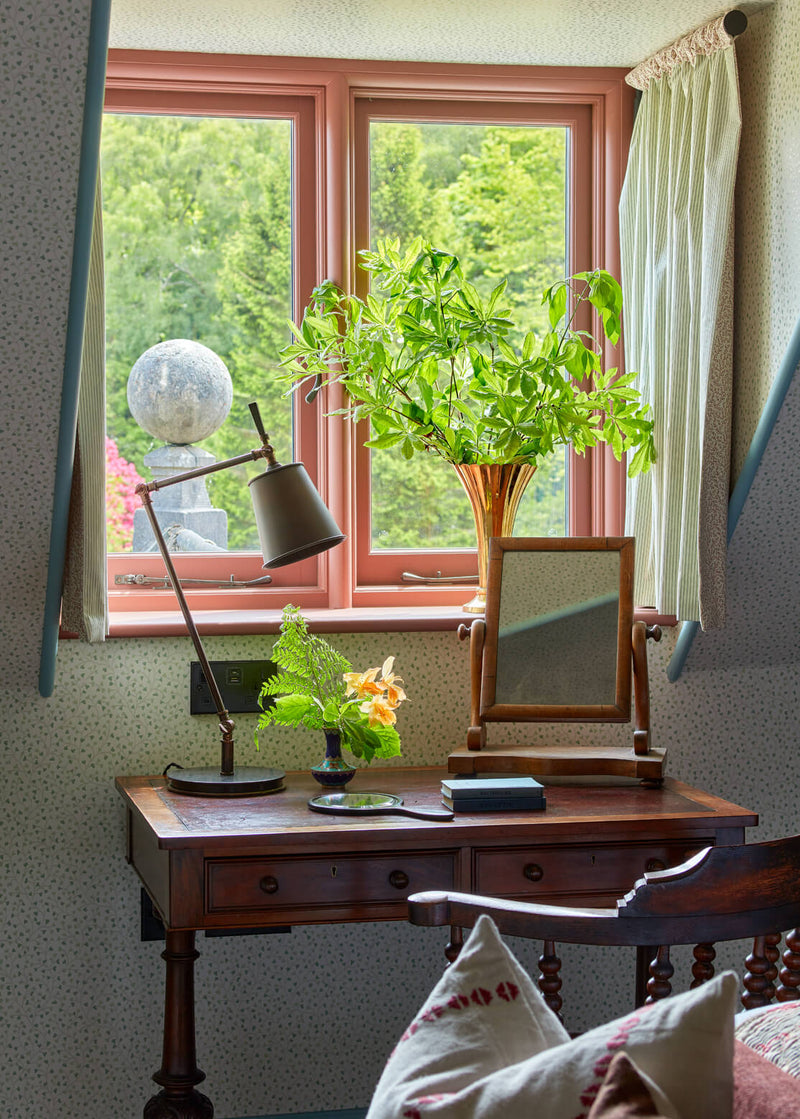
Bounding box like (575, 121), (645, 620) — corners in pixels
(127, 339), (233, 445)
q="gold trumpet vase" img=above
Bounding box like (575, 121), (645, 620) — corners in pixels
(452, 462), (537, 613)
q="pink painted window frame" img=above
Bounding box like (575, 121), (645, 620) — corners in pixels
(351, 96), (595, 600)
(103, 51), (641, 623)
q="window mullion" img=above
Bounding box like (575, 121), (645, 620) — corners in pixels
(321, 72), (354, 609)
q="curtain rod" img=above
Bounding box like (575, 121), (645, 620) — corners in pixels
(627, 9), (748, 90)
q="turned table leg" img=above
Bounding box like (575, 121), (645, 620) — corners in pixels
(144, 929), (213, 1119)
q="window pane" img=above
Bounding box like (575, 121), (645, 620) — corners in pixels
(102, 114), (293, 553)
(368, 121), (568, 549)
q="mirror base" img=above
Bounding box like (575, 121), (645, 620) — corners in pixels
(447, 744), (667, 782)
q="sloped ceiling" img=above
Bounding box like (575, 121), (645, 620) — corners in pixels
(109, 0), (771, 69)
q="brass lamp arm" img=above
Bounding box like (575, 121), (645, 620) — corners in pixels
(141, 443), (278, 496)
(139, 401), (279, 496)
(137, 486), (236, 776)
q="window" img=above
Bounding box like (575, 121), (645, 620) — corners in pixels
(104, 53), (634, 621)
(352, 99), (585, 593)
(103, 112), (295, 551)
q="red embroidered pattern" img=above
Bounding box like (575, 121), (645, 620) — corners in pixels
(736, 1002), (800, 1076)
(397, 978), (520, 1045)
(571, 1005), (651, 1119)
(403, 1091), (456, 1117)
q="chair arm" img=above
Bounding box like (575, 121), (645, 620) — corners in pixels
(408, 889), (631, 945)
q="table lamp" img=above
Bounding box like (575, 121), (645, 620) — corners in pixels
(136, 400), (345, 796)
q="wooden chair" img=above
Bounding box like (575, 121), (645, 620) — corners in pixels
(408, 834), (800, 1019)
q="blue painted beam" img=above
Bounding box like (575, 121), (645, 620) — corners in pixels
(668, 312), (800, 681)
(38, 0), (112, 698)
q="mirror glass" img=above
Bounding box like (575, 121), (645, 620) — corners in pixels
(481, 538), (634, 720)
(310, 792), (401, 810)
(495, 549), (621, 706)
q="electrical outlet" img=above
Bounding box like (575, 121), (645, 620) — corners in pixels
(190, 659), (276, 714)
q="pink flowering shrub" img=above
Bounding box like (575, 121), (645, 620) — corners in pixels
(106, 437), (144, 551)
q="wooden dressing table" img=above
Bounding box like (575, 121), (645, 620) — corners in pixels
(117, 769), (757, 1119)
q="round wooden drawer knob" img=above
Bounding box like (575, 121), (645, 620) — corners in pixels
(645, 859), (666, 873)
(523, 863), (544, 882)
(389, 870), (410, 890)
(259, 875), (279, 894)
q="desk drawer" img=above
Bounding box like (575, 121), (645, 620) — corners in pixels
(475, 841), (700, 901)
(206, 851), (455, 914)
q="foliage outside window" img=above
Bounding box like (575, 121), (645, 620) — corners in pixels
(102, 114), (293, 552)
(366, 122), (569, 548)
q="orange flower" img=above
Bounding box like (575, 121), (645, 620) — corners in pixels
(360, 696), (398, 727)
(379, 656), (407, 707)
(343, 667), (383, 699)
(345, 656), (408, 724)
(384, 681), (407, 707)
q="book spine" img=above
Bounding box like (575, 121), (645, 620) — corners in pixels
(443, 797), (547, 812)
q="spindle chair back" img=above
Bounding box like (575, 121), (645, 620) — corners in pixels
(408, 834), (800, 1019)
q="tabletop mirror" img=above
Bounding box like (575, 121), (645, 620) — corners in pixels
(449, 537), (665, 781)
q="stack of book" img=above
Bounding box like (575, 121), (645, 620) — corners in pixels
(441, 775), (546, 813)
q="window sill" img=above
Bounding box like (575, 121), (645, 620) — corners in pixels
(105, 605), (676, 638)
(107, 605), (472, 637)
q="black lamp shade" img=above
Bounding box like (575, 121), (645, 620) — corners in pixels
(248, 462), (345, 568)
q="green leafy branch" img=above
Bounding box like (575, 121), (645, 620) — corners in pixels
(279, 238), (656, 476)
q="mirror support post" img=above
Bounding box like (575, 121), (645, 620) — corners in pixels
(632, 622), (662, 755)
(459, 620), (487, 751)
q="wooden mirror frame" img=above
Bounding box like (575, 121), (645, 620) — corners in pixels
(449, 537), (665, 781)
(482, 537), (634, 722)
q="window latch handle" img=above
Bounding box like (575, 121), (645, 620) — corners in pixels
(114, 573), (273, 588)
(401, 571), (478, 585)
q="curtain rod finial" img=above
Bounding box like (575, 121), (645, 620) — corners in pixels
(723, 10), (748, 37)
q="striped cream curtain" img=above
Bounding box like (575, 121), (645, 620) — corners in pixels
(62, 178), (108, 642)
(620, 20), (741, 629)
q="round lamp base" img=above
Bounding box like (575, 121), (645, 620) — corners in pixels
(166, 766), (286, 797)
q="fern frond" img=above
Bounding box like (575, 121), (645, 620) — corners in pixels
(267, 605), (351, 706)
(261, 670), (315, 697)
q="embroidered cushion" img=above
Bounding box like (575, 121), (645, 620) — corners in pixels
(367, 915), (737, 1119)
(366, 913), (568, 1118)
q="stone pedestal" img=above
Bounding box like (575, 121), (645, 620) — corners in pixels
(127, 339), (235, 553)
(132, 444), (228, 552)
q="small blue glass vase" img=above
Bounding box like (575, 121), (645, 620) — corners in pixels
(311, 730), (356, 787)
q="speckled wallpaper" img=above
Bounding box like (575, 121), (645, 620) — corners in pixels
(2, 2), (799, 1118)
(732, 1), (800, 479)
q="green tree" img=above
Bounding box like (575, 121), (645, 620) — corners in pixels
(207, 129), (294, 548)
(435, 126), (566, 340)
(370, 124), (427, 246)
(417, 123), (484, 191)
(102, 114), (294, 549)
